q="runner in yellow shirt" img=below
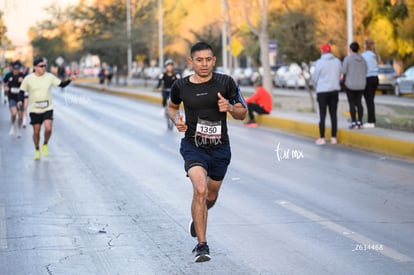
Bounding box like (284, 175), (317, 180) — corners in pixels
(20, 57), (74, 160)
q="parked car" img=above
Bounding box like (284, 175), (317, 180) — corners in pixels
(274, 63), (306, 89)
(232, 67), (252, 86)
(144, 66), (162, 79)
(273, 65), (288, 87)
(377, 65), (397, 94)
(285, 63), (306, 89)
(394, 66), (414, 96)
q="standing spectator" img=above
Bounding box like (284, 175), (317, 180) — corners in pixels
(244, 77), (273, 127)
(361, 38), (379, 128)
(312, 44), (342, 145)
(106, 64), (114, 85)
(342, 42), (367, 129)
(98, 65), (106, 89)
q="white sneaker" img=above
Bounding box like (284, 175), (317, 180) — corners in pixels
(9, 125), (15, 136)
(364, 123), (375, 128)
(315, 138), (326, 145)
(331, 137), (337, 144)
(16, 127), (21, 138)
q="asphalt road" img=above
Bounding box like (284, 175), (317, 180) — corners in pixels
(0, 85), (413, 275)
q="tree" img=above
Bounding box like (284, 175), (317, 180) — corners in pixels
(0, 11), (11, 68)
(29, 3), (83, 67)
(243, 0), (273, 94)
(363, 0), (412, 68)
(271, 10), (319, 112)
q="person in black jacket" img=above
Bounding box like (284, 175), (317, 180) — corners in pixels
(156, 59), (180, 108)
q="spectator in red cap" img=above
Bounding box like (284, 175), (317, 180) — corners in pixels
(311, 43), (342, 145)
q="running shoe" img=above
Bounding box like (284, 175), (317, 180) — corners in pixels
(244, 122), (258, 128)
(349, 122), (357, 129)
(34, 150), (41, 160)
(16, 127), (21, 138)
(330, 137), (337, 144)
(22, 117), (27, 128)
(42, 144), (49, 157)
(9, 125), (15, 136)
(192, 242), (211, 263)
(315, 138), (325, 145)
(188, 220), (197, 238)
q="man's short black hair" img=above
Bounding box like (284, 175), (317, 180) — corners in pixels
(349, 42), (360, 53)
(190, 42), (214, 57)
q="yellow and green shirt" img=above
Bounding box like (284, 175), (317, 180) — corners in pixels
(20, 72), (61, 114)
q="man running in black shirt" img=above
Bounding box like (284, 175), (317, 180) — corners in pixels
(3, 61), (25, 138)
(168, 42), (247, 262)
(157, 59), (180, 130)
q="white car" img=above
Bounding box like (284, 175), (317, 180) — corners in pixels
(394, 66), (414, 96)
(274, 63), (306, 89)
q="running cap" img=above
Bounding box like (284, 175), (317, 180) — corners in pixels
(12, 61), (22, 70)
(164, 59), (174, 66)
(33, 57), (46, 66)
(320, 43), (331, 54)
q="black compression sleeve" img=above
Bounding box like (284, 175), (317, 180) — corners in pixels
(58, 79), (71, 88)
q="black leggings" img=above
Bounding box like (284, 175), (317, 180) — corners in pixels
(346, 89), (363, 123)
(364, 76), (378, 123)
(162, 90), (171, 107)
(247, 103), (269, 122)
(317, 91), (339, 138)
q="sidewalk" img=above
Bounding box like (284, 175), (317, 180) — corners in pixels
(73, 79), (414, 160)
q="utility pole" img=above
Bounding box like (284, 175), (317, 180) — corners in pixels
(158, 0), (163, 70)
(126, 0), (132, 85)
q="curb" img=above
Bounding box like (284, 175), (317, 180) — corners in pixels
(74, 82), (414, 160)
(256, 115), (414, 160)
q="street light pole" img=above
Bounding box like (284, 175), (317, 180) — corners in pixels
(158, 0), (163, 70)
(221, 0), (228, 72)
(126, 0), (132, 85)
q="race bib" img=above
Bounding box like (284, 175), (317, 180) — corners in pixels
(35, 100), (49, 109)
(10, 87), (20, 94)
(195, 118), (222, 147)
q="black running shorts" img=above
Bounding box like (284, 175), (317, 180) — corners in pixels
(30, 110), (53, 125)
(180, 138), (231, 181)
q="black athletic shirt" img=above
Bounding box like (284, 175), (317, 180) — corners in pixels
(4, 72), (25, 101)
(170, 72), (245, 148)
(157, 72), (180, 91)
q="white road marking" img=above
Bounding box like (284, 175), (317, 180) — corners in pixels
(0, 205), (7, 249)
(276, 200), (412, 263)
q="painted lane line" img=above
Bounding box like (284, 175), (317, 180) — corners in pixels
(276, 200), (412, 263)
(0, 205), (7, 249)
